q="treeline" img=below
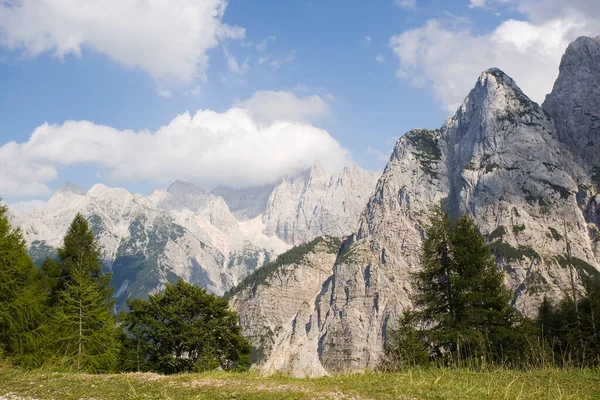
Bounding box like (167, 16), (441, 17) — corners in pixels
(0, 204), (250, 373)
(381, 203), (600, 370)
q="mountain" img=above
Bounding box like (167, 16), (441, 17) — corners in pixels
(229, 36), (600, 376)
(262, 163), (380, 245)
(10, 164), (377, 310)
(211, 184), (275, 220)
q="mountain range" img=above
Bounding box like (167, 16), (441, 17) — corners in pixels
(227, 35), (600, 376)
(9, 164), (379, 310)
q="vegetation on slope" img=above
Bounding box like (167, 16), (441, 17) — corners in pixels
(222, 236), (341, 300)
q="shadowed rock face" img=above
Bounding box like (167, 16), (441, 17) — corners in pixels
(544, 36), (600, 168)
(230, 36), (600, 377)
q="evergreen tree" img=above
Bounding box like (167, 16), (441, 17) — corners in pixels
(46, 213), (119, 372)
(412, 203), (458, 352)
(384, 203), (528, 369)
(121, 279), (251, 374)
(0, 203), (47, 364)
(449, 213), (521, 363)
(537, 278), (600, 367)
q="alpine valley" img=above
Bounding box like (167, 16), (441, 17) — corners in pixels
(7, 35), (600, 379)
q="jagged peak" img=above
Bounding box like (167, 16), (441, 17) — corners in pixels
(560, 35), (600, 64)
(309, 161), (327, 175)
(570, 35), (600, 47)
(167, 180), (208, 195)
(86, 184), (132, 200)
(445, 67), (538, 129)
(56, 181), (86, 195)
(475, 68), (527, 99)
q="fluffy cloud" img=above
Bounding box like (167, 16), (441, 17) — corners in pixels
(390, 0), (598, 112)
(0, 0), (244, 85)
(0, 92), (348, 198)
(237, 90), (330, 124)
(7, 200), (46, 213)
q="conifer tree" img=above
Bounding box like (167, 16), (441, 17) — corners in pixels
(47, 213), (119, 372)
(384, 203), (528, 369)
(0, 203), (47, 363)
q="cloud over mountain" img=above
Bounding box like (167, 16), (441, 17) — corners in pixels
(0, 92), (348, 198)
(390, 0), (598, 112)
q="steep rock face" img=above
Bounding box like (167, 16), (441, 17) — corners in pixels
(544, 36), (600, 169)
(230, 37), (600, 376)
(262, 164), (379, 245)
(211, 184), (275, 220)
(149, 181), (239, 232)
(228, 237), (341, 377)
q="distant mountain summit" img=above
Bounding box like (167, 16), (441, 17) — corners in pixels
(10, 164), (378, 310)
(229, 36), (600, 377)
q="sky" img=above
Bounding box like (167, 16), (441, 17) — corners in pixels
(0, 0), (598, 209)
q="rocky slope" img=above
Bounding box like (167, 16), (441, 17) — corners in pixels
(11, 164), (377, 309)
(229, 36), (600, 376)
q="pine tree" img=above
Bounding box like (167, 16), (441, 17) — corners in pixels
(121, 279), (251, 374)
(449, 213), (521, 363)
(413, 202), (458, 351)
(47, 213), (119, 372)
(0, 203), (47, 364)
(385, 203), (528, 368)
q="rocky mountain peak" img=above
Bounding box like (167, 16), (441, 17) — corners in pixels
(543, 35), (600, 167)
(166, 180), (213, 212)
(167, 180), (208, 196)
(56, 181), (86, 196)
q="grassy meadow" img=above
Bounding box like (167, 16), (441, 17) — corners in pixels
(1, 366), (599, 400)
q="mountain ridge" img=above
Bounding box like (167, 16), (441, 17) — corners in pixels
(10, 163), (378, 309)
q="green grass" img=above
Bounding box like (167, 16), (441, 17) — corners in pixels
(1, 367), (599, 399)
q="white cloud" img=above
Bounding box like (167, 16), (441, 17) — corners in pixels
(395, 0), (417, 10)
(8, 200), (46, 214)
(376, 54), (385, 63)
(0, 92), (347, 198)
(389, 0), (598, 112)
(236, 90), (330, 124)
(469, 0), (487, 8)
(156, 88), (173, 98)
(223, 46), (249, 74)
(0, 0), (244, 86)
(258, 50), (296, 69)
(257, 36), (276, 53)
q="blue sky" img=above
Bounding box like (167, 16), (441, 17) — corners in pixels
(0, 0), (598, 206)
